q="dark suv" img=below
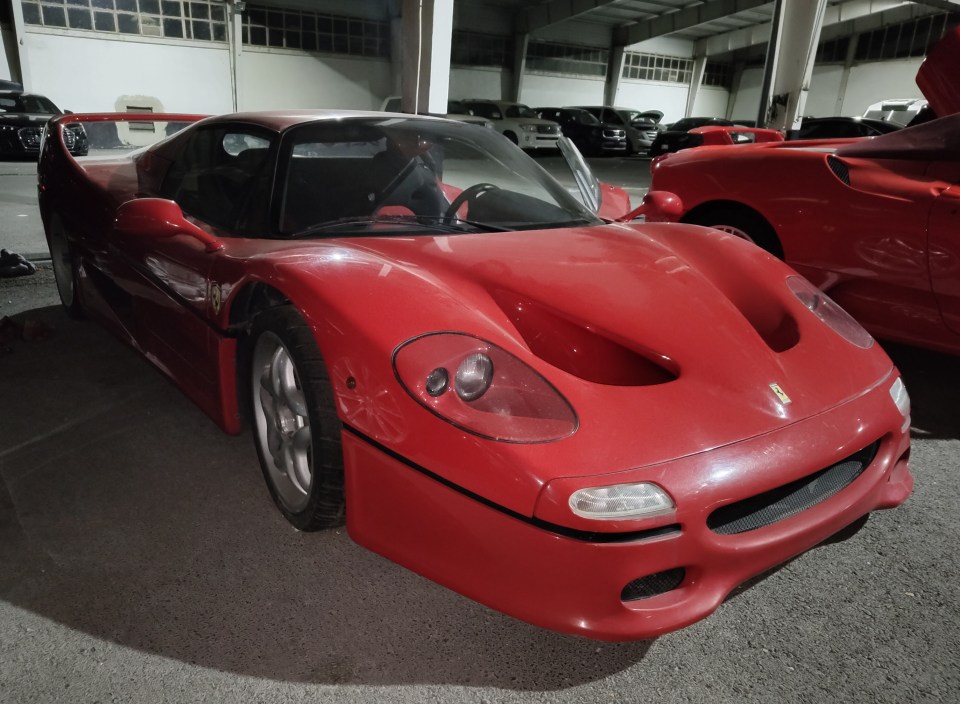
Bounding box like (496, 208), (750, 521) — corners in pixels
(535, 107), (627, 156)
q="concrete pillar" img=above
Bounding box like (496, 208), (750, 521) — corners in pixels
(7, 0), (30, 89)
(757, 0), (828, 131)
(227, 1), (243, 111)
(511, 32), (529, 102)
(604, 45), (625, 106)
(685, 54), (707, 117)
(834, 33), (859, 115)
(401, 0), (453, 114)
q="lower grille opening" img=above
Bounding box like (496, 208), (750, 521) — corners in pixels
(621, 567), (686, 601)
(707, 441), (880, 535)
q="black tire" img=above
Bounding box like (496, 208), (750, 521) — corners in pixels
(247, 305), (345, 531)
(503, 130), (519, 145)
(686, 206), (784, 259)
(46, 214), (85, 319)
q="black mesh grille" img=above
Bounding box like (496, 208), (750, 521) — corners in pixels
(707, 442), (879, 535)
(827, 155), (850, 184)
(621, 568), (686, 601)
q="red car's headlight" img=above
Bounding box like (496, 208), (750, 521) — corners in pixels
(393, 332), (578, 442)
(787, 276), (874, 349)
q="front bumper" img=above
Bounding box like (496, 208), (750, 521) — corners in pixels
(518, 132), (560, 149)
(344, 373), (911, 641)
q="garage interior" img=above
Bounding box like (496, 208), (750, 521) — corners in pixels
(2, 1), (960, 702)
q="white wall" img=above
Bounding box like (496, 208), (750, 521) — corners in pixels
(24, 30), (232, 113)
(520, 74), (606, 107)
(692, 86), (730, 119)
(615, 80), (691, 123)
(449, 66), (510, 100)
(238, 49), (392, 110)
(730, 66), (764, 122)
(805, 64), (845, 117)
(839, 58), (924, 115)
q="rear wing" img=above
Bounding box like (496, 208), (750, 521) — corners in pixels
(689, 125), (785, 146)
(39, 112), (207, 209)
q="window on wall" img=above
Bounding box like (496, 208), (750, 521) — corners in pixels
(450, 31), (512, 68)
(703, 61), (732, 89)
(815, 37), (850, 63)
(241, 5), (389, 57)
(526, 41), (608, 77)
(853, 12), (960, 61)
(21, 0), (227, 41)
(622, 52), (693, 84)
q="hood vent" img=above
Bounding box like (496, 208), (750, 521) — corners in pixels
(827, 155), (850, 185)
(491, 289), (678, 386)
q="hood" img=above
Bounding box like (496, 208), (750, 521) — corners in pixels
(296, 225), (891, 454)
(917, 25), (960, 117)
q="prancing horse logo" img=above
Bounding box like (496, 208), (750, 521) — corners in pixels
(769, 383), (791, 404)
(211, 283), (222, 314)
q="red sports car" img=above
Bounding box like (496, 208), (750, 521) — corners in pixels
(647, 27), (960, 355)
(38, 109), (911, 640)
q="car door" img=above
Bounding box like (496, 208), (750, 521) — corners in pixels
(114, 124), (275, 394)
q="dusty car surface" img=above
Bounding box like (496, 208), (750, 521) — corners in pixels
(38, 109), (912, 640)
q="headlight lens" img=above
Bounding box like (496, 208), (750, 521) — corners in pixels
(787, 276), (873, 348)
(521, 124), (538, 132)
(889, 376), (910, 432)
(393, 332), (577, 442)
(569, 482), (674, 520)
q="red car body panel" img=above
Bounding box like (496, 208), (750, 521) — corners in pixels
(38, 111), (911, 640)
(646, 27), (960, 355)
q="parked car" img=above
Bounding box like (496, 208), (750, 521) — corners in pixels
(461, 99), (561, 149)
(0, 90), (86, 157)
(535, 107), (627, 155)
(862, 98), (928, 126)
(577, 106), (664, 155)
(646, 26), (960, 355)
(649, 117), (747, 155)
(39, 109), (911, 641)
(790, 116), (902, 140)
(379, 96), (493, 129)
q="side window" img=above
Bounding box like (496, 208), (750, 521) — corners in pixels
(161, 126), (275, 234)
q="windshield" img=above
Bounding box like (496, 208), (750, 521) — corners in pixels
(447, 100), (472, 115)
(505, 104), (539, 119)
(569, 109), (600, 126)
(0, 93), (60, 115)
(278, 117), (599, 236)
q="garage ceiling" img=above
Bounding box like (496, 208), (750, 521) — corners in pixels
(497, 0), (960, 52)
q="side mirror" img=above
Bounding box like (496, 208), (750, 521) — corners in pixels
(616, 190), (684, 222)
(114, 198), (223, 252)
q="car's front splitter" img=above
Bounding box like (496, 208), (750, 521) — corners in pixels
(343, 375), (911, 641)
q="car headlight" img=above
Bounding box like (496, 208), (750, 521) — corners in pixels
(520, 124), (538, 132)
(483, 120), (495, 129)
(787, 276), (873, 349)
(393, 332), (578, 442)
(569, 482), (675, 520)
(889, 376), (910, 432)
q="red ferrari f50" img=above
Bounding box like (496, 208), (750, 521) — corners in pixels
(38, 108), (911, 640)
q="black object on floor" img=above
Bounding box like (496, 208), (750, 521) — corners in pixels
(0, 249), (37, 278)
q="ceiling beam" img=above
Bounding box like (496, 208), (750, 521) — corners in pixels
(614, 0), (771, 47)
(694, 0), (921, 57)
(521, 0), (624, 33)
(909, 0), (960, 10)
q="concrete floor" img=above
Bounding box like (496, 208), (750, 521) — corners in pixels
(1, 158), (959, 703)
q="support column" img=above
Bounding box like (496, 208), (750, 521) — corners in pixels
(756, 0), (827, 131)
(603, 45), (625, 106)
(227, 0), (244, 111)
(834, 33), (859, 115)
(7, 0), (30, 88)
(401, 0), (453, 114)
(511, 32), (529, 102)
(685, 54), (707, 118)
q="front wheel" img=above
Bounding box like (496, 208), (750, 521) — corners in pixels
(687, 206), (784, 259)
(248, 306), (345, 531)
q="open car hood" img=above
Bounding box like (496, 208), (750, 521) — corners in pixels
(917, 25), (960, 117)
(835, 113), (960, 160)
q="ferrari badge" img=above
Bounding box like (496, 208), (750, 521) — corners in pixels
(769, 383), (791, 404)
(211, 283), (222, 314)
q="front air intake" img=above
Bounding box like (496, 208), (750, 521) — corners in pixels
(621, 568), (686, 601)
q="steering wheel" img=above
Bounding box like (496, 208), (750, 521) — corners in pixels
(443, 183), (499, 223)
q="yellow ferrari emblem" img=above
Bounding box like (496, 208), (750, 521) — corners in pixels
(211, 283), (222, 314)
(770, 383), (791, 404)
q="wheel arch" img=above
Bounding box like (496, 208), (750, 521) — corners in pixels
(680, 200), (784, 259)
